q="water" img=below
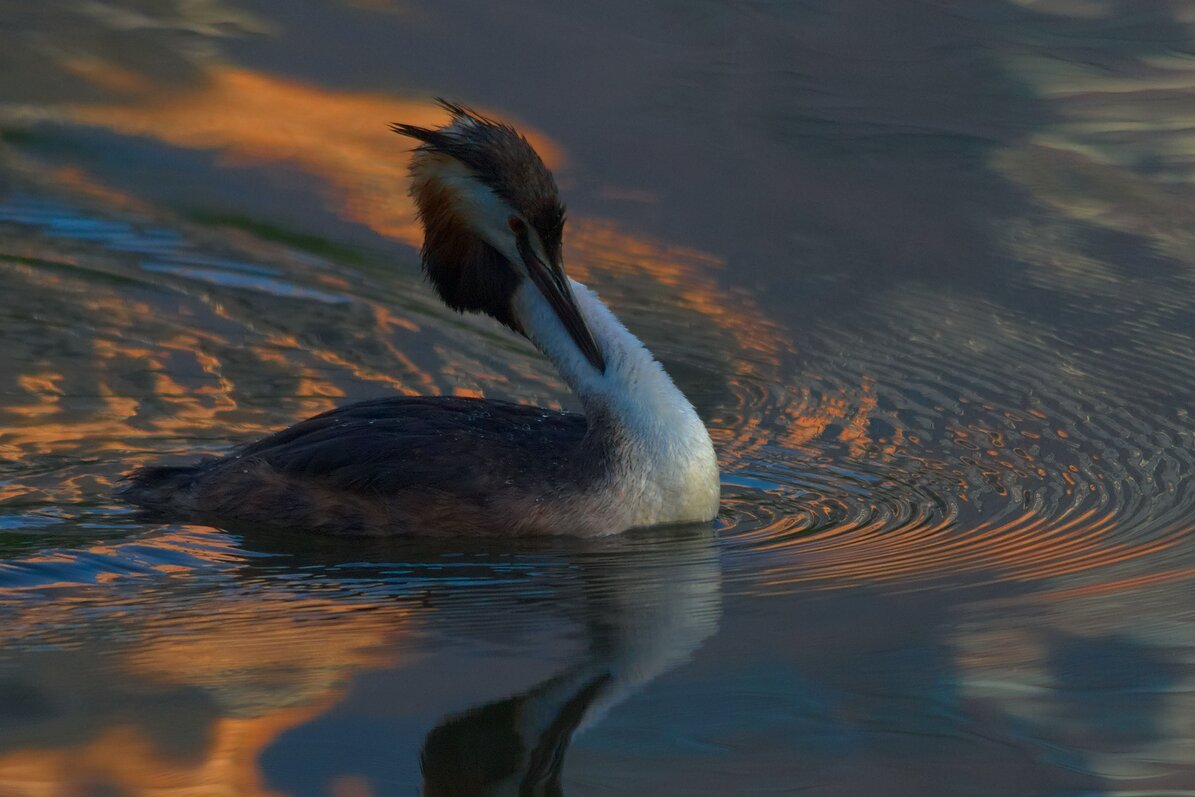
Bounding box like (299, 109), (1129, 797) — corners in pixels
(2, 1), (1195, 793)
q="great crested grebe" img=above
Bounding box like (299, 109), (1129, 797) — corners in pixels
(120, 101), (719, 536)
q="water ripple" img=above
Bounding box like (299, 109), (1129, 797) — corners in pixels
(712, 270), (1195, 592)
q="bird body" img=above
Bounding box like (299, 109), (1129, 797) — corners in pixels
(120, 102), (719, 536)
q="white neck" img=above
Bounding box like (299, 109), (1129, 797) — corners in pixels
(511, 279), (720, 526)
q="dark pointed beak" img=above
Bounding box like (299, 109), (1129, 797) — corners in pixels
(516, 235), (606, 374)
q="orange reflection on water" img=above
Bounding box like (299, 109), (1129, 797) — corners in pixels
(70, 65), (563, 248)
(781, 375), (905, 460)
(0, 707), (312, 797)
(8, 374), (64, 422)
(0, 250), (446, 498)
(0, 530), (410, 796)
(262, 333), (414, 400)
(0, 268), (253, 467)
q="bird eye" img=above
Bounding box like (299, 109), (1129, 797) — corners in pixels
(507, 217), (526, 235)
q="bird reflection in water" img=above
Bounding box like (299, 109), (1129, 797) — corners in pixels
(416, 525), (722, 796)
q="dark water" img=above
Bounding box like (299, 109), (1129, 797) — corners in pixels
(2, 1), (1195, 794)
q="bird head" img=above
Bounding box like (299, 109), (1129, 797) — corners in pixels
(393, 101), (605, 373)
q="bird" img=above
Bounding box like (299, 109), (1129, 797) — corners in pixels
(119, 100), (720, 536)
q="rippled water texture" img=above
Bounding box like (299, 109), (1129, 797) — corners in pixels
(2, 1), (1195, 794)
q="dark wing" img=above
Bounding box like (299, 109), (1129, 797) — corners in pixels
(221, 396), (588, 495)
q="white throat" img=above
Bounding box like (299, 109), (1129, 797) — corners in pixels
(511, 279), (720, 527)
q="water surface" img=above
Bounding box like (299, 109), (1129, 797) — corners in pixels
(2, 1), (1195, 794)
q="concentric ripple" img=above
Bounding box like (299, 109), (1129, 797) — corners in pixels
(714, 258), (1195, 591)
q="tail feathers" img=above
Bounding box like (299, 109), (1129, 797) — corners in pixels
(118, 464), (204, 511)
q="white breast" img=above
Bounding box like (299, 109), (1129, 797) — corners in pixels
(512, 279), (721, 532)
